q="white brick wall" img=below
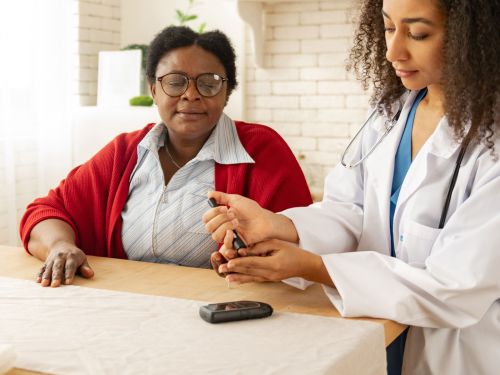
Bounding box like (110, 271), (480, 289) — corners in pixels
(245, 1), (370, 199)
(77, 0), (121, 105)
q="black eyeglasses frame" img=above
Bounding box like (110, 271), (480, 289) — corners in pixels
(156, 72), (228, 98)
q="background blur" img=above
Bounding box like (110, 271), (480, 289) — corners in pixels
(0, 0), (370, 246)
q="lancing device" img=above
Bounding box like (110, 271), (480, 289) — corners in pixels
(208, 198), (247, 250)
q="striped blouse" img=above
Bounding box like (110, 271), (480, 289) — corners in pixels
(121, 113), (254, 267)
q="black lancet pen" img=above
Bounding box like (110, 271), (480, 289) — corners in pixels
(208, 198), (247, 250)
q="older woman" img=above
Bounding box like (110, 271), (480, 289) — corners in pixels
(20, 26), (311, 287)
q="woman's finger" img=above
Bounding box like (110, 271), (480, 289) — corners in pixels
(64, 256), (78, 284)
(50, 256), (66, 287)
(219, 230), (239, 260)
(36, 264), (46, 283)
(218, 256), (277, 281)
(210, 219), (239, 244)
(41, 261), (54, 287)
(225, 256), (289, 281)
(226, 257), (271, 275)
(202, 205), (228, 225)
(210, 251), (227, 278)
(78, 260), (94, 279)
(237, 240), (277, 257)
(203, 206), (239, 243)
(225, 273), (268, 284)
(207, 191), (239, 208)
(223, 229), (234, 249)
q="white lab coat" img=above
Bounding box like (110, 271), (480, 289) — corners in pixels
(283, 90), (500, 375)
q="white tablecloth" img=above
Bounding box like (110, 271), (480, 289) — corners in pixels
(0, 344), (16, 375)
(0, 276), (386, 375)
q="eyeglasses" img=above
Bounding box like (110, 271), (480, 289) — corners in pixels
(157, 72), (227, 98)
(340, 106), (402, 168)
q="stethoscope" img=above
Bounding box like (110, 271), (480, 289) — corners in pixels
(340, 106), (469, 229)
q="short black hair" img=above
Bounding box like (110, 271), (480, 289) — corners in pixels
(146, 26), (238, 99)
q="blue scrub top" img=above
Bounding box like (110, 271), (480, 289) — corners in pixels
(386, 88), (427, 375)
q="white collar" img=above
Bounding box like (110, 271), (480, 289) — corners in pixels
(138, 112), (254, 165)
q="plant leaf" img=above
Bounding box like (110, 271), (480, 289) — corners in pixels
(175, 9), (184, 22)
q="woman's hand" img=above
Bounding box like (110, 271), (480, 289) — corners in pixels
(203, 191), (298, 245)
(210, 230), (241, 277)
(37, 241), (94, 287)
(216, 237), (334, 287)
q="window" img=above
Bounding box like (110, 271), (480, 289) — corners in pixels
(0, 0), (77, 245)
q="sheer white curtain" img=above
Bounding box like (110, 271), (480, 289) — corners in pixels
(0, 0), (76, 245)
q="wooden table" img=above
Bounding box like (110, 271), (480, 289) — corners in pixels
(0, 245), (406, 374)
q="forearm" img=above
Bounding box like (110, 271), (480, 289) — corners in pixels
(268, 212), (300, 243)
(27, 219), (77, 261)
(300, 252), (335, 288)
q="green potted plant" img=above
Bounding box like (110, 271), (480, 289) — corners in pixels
(176, 0), (206, 33)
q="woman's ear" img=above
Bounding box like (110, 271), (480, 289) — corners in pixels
(150, 83), (157, 104)
(223, 88), (230, 106)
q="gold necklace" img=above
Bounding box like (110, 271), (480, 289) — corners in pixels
(164, 143), (181, 169)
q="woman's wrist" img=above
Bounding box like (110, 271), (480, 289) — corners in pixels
(267, 212), (299, 243)
(301, 252), (335, 288)
(28, 219), (76, 260)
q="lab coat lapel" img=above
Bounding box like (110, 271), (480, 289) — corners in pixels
(394, 115), (462, 231)
(363, 94), (416, 253)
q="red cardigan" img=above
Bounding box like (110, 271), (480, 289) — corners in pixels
(20, 121), (312, 258)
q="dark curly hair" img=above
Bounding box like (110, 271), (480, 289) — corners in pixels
(348, 0), (500, 149)
(146, 26), (238, 99)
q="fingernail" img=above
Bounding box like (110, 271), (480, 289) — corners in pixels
(226, 276), (240, 286)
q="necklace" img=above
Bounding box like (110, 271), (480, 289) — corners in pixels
(164, 143), (181, 169)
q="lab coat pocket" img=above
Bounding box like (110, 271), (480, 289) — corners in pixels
(181, 186), (212, 234)
(402, 220), (442, 268)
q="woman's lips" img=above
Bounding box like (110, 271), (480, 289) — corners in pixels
(177, 111), (205, 120)
(395, 69), (418, 78)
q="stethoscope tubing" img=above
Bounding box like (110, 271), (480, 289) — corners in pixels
(340, 106), (468, 229)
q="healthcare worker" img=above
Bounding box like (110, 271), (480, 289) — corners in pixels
(203, 0), (500, 374)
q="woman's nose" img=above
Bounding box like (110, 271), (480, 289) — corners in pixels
(386, 31), (409, 63)
(182, 79), (201, 101)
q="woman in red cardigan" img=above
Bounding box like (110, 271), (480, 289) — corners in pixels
(20, 26), (312, 287)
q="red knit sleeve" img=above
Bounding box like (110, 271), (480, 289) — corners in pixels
(19, 166), (84, 253)
(19, 127), (150, 255)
